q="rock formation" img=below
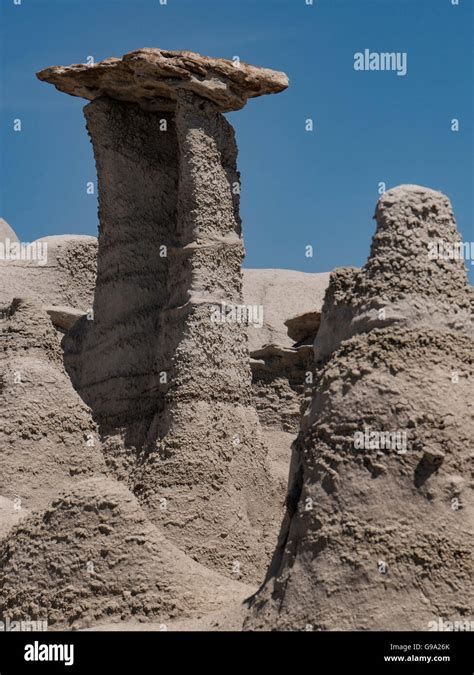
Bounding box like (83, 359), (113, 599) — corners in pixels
(0, 223), (328, 628)
(0, 496), (28, 540)
(246, 185), (474, 630)
(0, 218), (20, 250)
(242, 269), (329, 354)
(0, 233), (97, 310)
(1, 182), (471, 631)
(37, 48), (288, 113)
(243, 270), (329, 433)
(2, 44), (469, 635)
(0, 297), (108, 522)
(0, 477), (253, 629)
(37, 49), (289, 582)
(44, 305), (86, 332)
(0, 264), (256, 631)
(285, 311), (322, 345)
(250, 343), (313, 433)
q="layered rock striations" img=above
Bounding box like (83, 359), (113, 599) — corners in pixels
(0, 233), (97, 310)
(37, 48), (288, 113)
(3, 44), (468, 633)
(38, 49), (289, 582)
(246, 185), (474, 630)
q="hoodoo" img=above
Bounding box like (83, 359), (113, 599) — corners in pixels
(37, 49), (289, 582)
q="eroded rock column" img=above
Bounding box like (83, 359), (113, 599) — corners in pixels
(67, 99), (178, 438)
(130, 91), (277, 578)
(38, 48), (289, 581)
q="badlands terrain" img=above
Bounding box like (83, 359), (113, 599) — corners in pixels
(0, 48), (472, 631)
(0, 218), (329, 630)
(1, 183), (472, 632)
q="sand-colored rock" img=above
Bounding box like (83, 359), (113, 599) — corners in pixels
(284, 311), (321, 344)
(44, 305), (85, 331)
(244, 273), (329, 434)
(315, 186), (473, 361)
(0, 233), (97, 311)
(8, 38), (471, 637)
(35, 51), (289, 583)
(37, 48), (289, 113)
(247, 185), (474, 631)
(242, 269), (330, 353)
(0, 298), (107, 520)
(250, 343), (313, 433)
(0, 496), (28, 539)
(0, 218), (20, 249)
(0, 477), (253, 629)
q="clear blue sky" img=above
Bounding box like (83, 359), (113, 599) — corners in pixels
(1, 0), (473, 282)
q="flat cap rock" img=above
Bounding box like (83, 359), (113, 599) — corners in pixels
(37, 48), (289, 113)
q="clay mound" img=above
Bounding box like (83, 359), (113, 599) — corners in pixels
(0, 218), (20, 247)
(37, 48), (289, 113)
(0, 231), (97, 311)
(131, 399), (283, 584)
(0, 298), (107, 523)
(0, 477), (253, 629)
(246, 185), (474, 631)
(242, 269), (330, 353)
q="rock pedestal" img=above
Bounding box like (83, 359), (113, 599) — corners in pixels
(38, 49), (288, 581)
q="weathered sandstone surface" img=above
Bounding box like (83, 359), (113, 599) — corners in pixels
(37, 48), (288, 113)
(0, 234), (97, 310)
(0, 296), (108, 546)
(242, 269), (329, 353)
(0, 218), (20, 248)
(0, 478), (253, 629)
(246, 185), (474, 631)
(31, 51), (290, 585)
(243, 270), (329, 435)
(2, 44), (470, 634)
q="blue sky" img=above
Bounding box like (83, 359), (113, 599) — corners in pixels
(1, 0), (473, 282)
